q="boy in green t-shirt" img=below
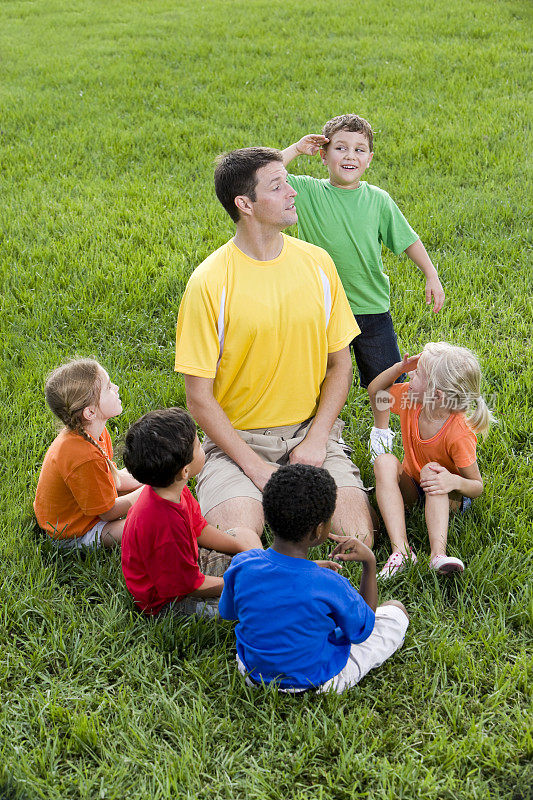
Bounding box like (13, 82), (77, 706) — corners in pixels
(282, 114), (444, 461)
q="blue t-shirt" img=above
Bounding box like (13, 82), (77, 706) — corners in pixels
(219, 548), (375, 689)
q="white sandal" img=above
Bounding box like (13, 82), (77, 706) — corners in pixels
(430, 554), (465, 574)
(378, 548), (417, 579)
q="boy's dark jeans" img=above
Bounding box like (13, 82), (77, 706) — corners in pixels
(350, 311), (405, 388)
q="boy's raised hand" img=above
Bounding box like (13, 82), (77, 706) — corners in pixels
(295, 134), (329, 156)
(328, 533), (375, 564)
(282, 134), (329, 166)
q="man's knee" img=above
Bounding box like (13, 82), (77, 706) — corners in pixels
(333, 486), (376, 546)
(380, 599), (409, 620)
(205, 498), (264, 537)
(229, 526), (263, 550)
(355, 487), (378, 533)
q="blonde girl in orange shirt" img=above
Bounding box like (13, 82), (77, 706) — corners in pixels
(34, 359), (143, 549)
(368, 343), (494, 578)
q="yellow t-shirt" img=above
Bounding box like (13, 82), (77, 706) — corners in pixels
(175, 234), (359, 429)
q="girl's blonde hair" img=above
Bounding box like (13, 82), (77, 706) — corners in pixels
(419, 342), (495, 437)
(45, 358), (119, 483)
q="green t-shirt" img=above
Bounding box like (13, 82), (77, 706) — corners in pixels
(287, 176), (419, 314)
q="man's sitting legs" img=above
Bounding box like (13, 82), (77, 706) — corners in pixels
(206, 497), (264, 538)
(332, 486), (377, 548)
(199, 419), (377, 544)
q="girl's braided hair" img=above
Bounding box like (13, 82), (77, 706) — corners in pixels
(44, 359), (119, 483)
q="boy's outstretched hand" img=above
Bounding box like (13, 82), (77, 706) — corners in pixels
(282, 135), (329, 166)
(425, 273), (445, 314)
(294, 134), (329, 156)
(328, 534), (375, 564)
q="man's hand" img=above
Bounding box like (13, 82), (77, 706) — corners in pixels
(248, 461), (279, 492)
(425, 274), (445, 313)
(419, 464), (458, 495)
(314, 560), (343, 572)
(288, 437), (327, 468)
(294, 134), (329, 156)
(328, 533), (376, 564)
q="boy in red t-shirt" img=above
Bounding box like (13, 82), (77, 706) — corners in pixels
(121, 408), (262, 617)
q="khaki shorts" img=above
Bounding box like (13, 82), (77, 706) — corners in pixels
(196, 417), (366, 516)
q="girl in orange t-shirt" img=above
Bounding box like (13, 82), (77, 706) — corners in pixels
(34, 359), (143, 549)
(368, 343), (494, 577)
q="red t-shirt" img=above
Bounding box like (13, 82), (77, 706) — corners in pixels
(121, 485), (208, 615)
(389, 383), (478, 484)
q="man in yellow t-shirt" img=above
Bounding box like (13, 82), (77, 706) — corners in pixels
(175, 147), (376, 545)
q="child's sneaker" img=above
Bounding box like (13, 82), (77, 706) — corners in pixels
(369, 427), (395, 463)
(430, 555), (464, 574)
(378, 548), (417, 579)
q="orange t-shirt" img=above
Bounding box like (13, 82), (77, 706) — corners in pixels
(389, 383), (478, 484)
(34, 427), (118, 539)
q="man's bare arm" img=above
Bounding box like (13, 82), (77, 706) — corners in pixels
(289, 346), (353, 467)
(184, 374), (277, 491)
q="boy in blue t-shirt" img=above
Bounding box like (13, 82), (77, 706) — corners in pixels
(219, 464), (409, 693)
(281, 114), (445, 461)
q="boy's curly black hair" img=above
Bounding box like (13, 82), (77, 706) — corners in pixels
(262, 464), (337, 543)
(123, 407), (196, 488)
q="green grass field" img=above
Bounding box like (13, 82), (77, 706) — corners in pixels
(1, 0), (532, 797)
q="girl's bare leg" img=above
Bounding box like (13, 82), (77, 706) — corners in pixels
(424, 493), (450, 558)
(374, 454), (418, 554)
(419, 462), (463, 559)
(100, 518), (126, 548)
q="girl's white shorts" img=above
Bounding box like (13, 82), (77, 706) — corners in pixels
(52, 519), (107, 550)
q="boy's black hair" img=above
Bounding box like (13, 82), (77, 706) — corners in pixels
(262, 464), (337, 543)
(214, 147), (284, 223)
(123, 407), (196, 488)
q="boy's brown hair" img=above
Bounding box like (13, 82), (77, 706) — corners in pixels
(322, 114), (374, 152)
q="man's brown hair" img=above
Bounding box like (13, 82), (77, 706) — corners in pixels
(214, 147), (284, 223)
(322, 114), (374, 152)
